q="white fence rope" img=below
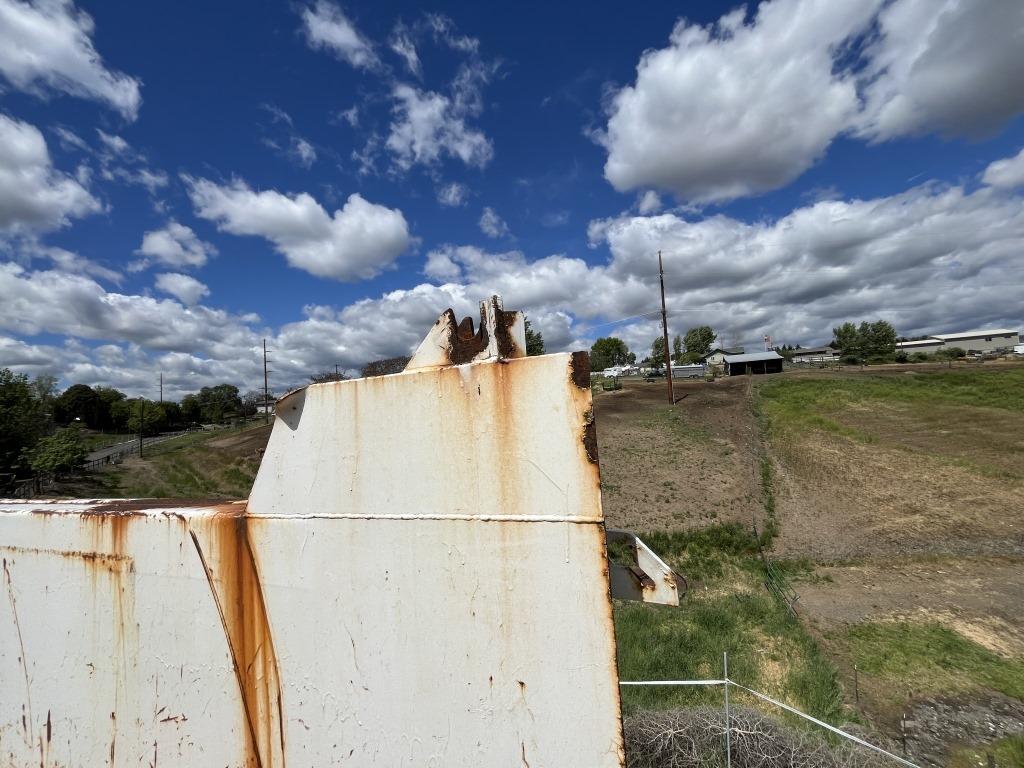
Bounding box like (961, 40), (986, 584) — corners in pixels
(619, 678), (922, 768)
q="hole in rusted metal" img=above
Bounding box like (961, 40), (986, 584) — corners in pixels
(581, 410), (599, 464)
(569, 352), (591, 389)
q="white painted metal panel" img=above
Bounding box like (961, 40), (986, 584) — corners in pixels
(1, 344), (625, 766)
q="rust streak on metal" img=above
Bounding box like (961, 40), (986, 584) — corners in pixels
(189, 511), (285, 768)
(0, 545), (131, 566)
(569, 352), (591, 389)
(3, 557), (34, 746)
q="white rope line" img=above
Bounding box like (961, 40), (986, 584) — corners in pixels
(619, 678), (922, 768)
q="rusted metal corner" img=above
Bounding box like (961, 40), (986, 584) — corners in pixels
(406, 294), (526, 370)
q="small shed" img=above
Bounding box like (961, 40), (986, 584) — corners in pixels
(723, 350), (784, 376)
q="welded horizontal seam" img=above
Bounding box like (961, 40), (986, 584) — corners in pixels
(243, 513), (606, 523)
(1, 506), (605, 523)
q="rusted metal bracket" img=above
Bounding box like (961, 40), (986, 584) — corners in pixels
(406, 295), (526, 370)
(606, 529), (686, 606)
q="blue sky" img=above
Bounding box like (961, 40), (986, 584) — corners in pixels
(1, 0), (1023, 398)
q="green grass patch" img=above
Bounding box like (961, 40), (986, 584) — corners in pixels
(840, 621), (1024, 702)
(949, 734), (1024, 768)
(615, 525), (845, 723)
(758, 370), (1024, 439)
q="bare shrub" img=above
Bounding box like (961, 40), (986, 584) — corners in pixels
(624, 707), (882, 768)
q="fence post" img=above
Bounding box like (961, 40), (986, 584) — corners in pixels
(854, 664), (859, 707)
(723, 652), (731, 768)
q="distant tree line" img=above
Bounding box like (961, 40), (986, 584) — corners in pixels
(0, 369), (257, 487)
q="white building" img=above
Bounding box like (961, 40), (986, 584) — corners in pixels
(897, 328), (1019, 356)
(931, 329), (1019, 353)
(896, 338), (946, 355)
(790, 346), (839, 363)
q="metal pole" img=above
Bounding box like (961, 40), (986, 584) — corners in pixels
(138, 399), (145, 459)
(159, 372), (163, 403)
(723, 651), (731, 768)
(658, 250), (675, 405)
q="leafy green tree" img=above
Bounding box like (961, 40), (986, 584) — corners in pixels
(524, 319), (545, 356)
(832, 322), (861, 358)
(672, 335), (684, 364)
(31, 374), (59, 412)
(859, 320), (897, 359)
(832, 320), (897, 361)
(196, 384), (242, 423)
(180, 393), (203, 424)
(650, 337), (667, 369)
(54, 383), (103, 427)
(683, 326), (717, 361)
(24, 428), (87, 475)
(0, 369), (48, 477)
(93, 386), (126, 430)
(590, 337), (630, 371)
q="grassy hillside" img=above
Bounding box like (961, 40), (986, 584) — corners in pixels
(753, 366), (1024, 760)
(58, 424), (271, 498)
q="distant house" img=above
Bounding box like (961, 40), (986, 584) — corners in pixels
(703, 347), (745, 367)
(790, 346), (838, 364)
(722, 351), (784, 376)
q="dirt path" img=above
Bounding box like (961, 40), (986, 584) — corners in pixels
(594, 377), (764, 533)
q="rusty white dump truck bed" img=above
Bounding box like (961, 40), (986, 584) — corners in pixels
(1, 339), (629, 766)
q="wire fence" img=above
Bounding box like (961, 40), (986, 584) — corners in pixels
(621, 655), (922, 768)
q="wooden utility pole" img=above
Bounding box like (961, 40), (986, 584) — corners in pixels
(658, 250), (675, 405)
(159, 372), (163, 403)
(263, 339), (271, 425)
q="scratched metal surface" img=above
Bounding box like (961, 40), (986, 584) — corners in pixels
(0, 350), (624, 767)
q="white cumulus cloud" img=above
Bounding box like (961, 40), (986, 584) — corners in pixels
(0, 112), (101, 235)
(982, 147), (1024, 191)
(601, 0), (1024, 204)
(601, 0), (876, 204)
(0, 0), (142, 119)
(386, 83), (493, 170)
(854, 0), (1024, 141)
(133, 220), (216, 271)
(155, 272), (209, 306)
(185, 176), (410, 282)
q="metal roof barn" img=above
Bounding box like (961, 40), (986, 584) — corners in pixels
(0, 296), (681, 768)
(723, 350), (784, 376)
